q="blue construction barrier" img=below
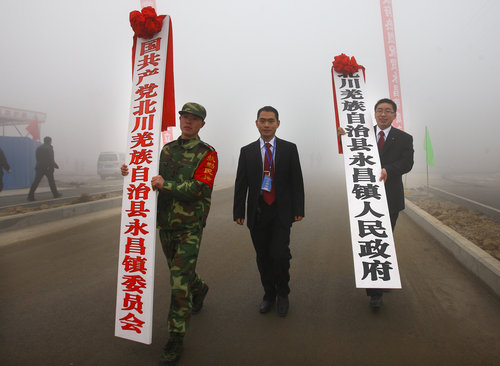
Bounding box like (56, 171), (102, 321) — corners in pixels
(0, 136), (40, 190)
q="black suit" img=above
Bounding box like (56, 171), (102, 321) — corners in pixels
(0, 147), (10, 192)
(28, 142), (60, 199)
(234, 137), (304, 298)
(368, 126), (413, 298)
(378, 126), (414, 229)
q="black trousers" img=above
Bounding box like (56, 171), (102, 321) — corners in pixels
(366, 210), (399, 297)
(28, 168), (59, 198)
(250, 198), (292, 299)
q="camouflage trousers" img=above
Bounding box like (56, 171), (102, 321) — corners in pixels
(159, 228), (206, 334)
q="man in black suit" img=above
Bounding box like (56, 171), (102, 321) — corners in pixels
(340, 98), (414, 308)
(234, 106), (305, 317)
(27, 136), (62, 201)
(369, 98), (413, 307)
(0, 147), (11, 192)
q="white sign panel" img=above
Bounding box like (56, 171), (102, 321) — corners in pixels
(333, 69), (401, 289)
(115, 16), (171, 344)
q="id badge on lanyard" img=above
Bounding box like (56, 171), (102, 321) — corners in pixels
(261, 143), (274, 192)
(261, 175), (273, 192)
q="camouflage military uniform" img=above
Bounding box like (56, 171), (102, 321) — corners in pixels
(157, 136), (217, 335)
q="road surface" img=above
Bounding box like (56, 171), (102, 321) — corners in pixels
(0, 176), (123, 210)
(1, 177), (500, 365)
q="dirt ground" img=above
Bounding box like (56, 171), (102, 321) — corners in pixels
(407, 188), (500, 261)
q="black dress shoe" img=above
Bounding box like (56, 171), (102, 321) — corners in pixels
(259, 298), (275, 314)
(277, 296), (289, 317)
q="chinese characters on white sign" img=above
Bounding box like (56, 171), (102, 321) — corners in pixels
(332, 68), (401, 289)
(115, 17), (171, 345)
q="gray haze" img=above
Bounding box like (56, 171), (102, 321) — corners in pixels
(1, 0), (499, 181)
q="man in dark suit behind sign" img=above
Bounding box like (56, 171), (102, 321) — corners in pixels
(233, 106), (305, 317)
(369, 98), (413, 307)
(341, 98), (414, 308)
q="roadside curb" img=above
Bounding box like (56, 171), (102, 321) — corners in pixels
(0, 196), (122, 232)
(0, 183), (234, 233)
(404, 199), (500, 298)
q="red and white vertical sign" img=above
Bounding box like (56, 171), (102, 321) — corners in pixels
(141, 0), (156, 8)
(114, 15), (171, 345)
(380, 0), (405, 130)
(332, 59), (401, 289)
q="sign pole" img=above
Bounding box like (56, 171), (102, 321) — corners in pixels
(332, 54), (401, 290)
(115, 1), (174, 344)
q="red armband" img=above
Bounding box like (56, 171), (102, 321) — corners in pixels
(193, 150), (218, 188)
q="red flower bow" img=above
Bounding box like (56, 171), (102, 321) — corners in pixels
(130, 6), (166, 39)
(332, 53), (365, 76)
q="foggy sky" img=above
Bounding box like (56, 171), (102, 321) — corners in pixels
(1, 0), (499, 180)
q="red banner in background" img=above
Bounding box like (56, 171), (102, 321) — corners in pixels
(380, 0), (405, 131)
(25, 117), (40, 141)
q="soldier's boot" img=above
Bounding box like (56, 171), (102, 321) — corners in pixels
(191, 283), (209, 314)
(159, 333), (184, 366)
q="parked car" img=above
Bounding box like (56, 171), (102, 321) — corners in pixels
(97, 152), (126, 180)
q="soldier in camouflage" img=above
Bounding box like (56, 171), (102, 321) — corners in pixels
(122, 102), (217, 366)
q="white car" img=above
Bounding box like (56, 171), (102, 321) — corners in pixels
(97, 152), (126, 180)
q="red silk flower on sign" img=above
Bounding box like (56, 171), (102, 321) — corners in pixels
(332, 53), (365, 75)
(130, 6), (166, 39)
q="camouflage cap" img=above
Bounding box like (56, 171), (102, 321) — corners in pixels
(178, 102), (207, 121)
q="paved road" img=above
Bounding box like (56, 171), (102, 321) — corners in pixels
(435, 173), (500, 209)
(1, 177), (500, 366)
(0, 175), (123, 210)
(406, 172), (500, 211)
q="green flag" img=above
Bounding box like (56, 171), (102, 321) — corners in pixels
(425, 127), (434, 167)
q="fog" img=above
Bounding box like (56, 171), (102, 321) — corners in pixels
(1, 0), (499, 181)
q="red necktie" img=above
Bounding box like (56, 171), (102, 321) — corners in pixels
(263, 142), (276, 205)
(378, 131), (385, 151)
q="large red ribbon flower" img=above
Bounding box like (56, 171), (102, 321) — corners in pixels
(332, 53), (365, 75)
(130, 6), (166, 39)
